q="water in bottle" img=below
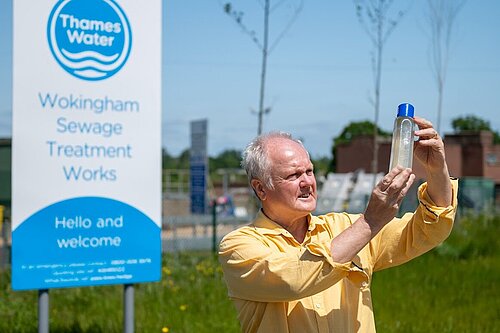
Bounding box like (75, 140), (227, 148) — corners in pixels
(389, 103), (415, 171)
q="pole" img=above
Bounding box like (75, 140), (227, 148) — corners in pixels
(124, 284), (134, 333)
(38, 289), (49, 333)
(257, 0), (270, 135)
(212, 199), (217, 255)
(372, 2), (384, 189)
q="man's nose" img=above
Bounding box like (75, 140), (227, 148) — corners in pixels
(300, 173), (315, 186)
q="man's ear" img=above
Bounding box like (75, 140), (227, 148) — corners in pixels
(251, 179), (266, 201)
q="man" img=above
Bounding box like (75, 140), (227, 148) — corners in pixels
(218, 117), (458, 333)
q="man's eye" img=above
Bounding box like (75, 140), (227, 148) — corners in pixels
(307, 170), (313, 176)
(287, 173), (299, 180)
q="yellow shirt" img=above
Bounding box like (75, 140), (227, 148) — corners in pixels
(219, 179), (458, 333)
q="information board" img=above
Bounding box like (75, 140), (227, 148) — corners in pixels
(12, 0), (162, 290)
(190, 119), (208, 214)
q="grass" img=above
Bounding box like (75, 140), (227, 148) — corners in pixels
(0, 253), (240, 333)
(372, 213), (500, 333)
(0, 213), (499, 332)
(372, 255), (498, 333)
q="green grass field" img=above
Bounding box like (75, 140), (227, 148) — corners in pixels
(1, 213), (498, 332)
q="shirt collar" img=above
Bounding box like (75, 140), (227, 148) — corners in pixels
(253, 210), (326, 236)
(308, 214), (326, 232)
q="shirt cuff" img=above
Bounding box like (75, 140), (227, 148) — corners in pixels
(305, 241), (351, 271)
(417, 177), (459, 223)
(305, 240), (370, 288)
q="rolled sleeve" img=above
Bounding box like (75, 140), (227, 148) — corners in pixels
(371, 178), (459, 272)
(305, 240), (352, 272)
(307, 241), (369, 287)
(417, 178), (459, 224)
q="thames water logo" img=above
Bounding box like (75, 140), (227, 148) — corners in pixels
(47, 0), (132, 81)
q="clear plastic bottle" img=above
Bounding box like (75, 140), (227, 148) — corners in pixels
(389, 103), (415, 171)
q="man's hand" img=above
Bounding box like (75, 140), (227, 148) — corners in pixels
(330, 167), (415, 263)
(363, 167), (415, 234)
(413, 116), (447, 172)
(330, 116), (451, 263)
(413, 116), (452, 207)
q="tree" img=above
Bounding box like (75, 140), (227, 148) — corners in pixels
(162, 148), (175, 169)
(451, 115), (491, 132)
(425, 0), (466, 134)
(223, 0), (303, 135)
(311, 156), (332, 178)
(353, 0), (408, 176)
(177, 149), (191, 169)
(451, 115), (500, 144)
(209, 149), (242, 170)
(330, 120), (391, 172)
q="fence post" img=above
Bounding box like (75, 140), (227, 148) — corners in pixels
(212, 199), (217, 254)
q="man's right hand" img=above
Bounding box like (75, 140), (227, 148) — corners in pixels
(330, 167), (415, 263)
(363, 167), (415, 235)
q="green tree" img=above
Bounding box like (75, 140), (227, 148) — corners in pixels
(162, 148), (176, 169)
(209, 149), (242, 171)
(452, 115), (492, 132)
(161, 148), (191, 170)
(177, 149), (191, 169)
(209, 149), (246, 186)
(311, 156), (331, 179)
(331, 120), (390, 172)
(451, 115), (500, 143)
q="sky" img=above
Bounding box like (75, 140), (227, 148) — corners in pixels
(1, 0), (500, 158)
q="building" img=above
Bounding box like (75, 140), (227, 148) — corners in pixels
(335, 131), (500, 210)
(336, 131), (500, 182)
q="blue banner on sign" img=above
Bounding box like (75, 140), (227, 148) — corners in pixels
(12, 197), (161, 290)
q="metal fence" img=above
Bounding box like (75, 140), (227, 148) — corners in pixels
(458, 177), (496, 214)
(0, 217), (10, 268)
(1, 176), (497, 269)
(162, 214), (250, 253)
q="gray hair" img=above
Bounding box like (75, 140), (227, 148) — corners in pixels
(241, 131), (307, 189)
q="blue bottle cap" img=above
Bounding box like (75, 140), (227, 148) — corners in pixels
(397, 103), (414, 117)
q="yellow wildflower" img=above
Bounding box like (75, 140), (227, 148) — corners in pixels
(162, 267), (172, 275)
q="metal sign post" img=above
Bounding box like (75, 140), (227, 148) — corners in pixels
(38, 289), (49, 333)
(124, 284), (134, 333)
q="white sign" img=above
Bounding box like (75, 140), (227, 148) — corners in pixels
(12, 0), (162, 290)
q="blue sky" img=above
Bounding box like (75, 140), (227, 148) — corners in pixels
(1, 0), (499, 158)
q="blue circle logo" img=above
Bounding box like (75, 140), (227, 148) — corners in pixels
(47, 0), (132, 81)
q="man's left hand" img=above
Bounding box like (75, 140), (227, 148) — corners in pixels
(413, 116), (447, 172)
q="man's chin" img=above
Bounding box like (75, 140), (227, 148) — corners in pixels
(297, 200), (316, 212)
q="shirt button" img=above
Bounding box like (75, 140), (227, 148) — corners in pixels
(315, 303), (321, 309)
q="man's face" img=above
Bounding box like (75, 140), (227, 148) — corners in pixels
(261, 138), (317, 220)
